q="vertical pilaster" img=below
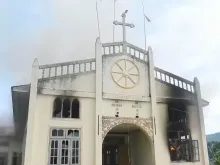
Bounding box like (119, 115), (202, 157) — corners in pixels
(21, 128), (27, 165)
(7, 152), (12, 165)
(23, 59), (39, 165)
(148, 46), (158, 165)
(95, 37), (103, 165)
(194, 78), (209, 165)
(7, 140), (12, 165)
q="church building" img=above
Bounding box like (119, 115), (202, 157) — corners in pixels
(5, 10), (210, 165)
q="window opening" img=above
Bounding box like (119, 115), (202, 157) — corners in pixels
(52, 98), (80, 119)
(49, 129), (80, 165)
(62, 99), (71, 118)
(167, 103), (200, 162)
(53, 98), (62, 117)
(71, 99), (79, 119)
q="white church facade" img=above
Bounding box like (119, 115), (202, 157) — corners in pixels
(2, 10), (210, 165)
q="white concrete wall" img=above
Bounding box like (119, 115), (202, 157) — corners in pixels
(22, 55), (207, 165)
(155, 103), (205, 165)
(188, 105), (204, 165)
(102, 100), (151, 118)
(27, 93), (205, 165)
(131, 131), (152, 165)
(29, 94), (95, 165)
(155, 103), (170, 165)
(40, 72), (96, 93)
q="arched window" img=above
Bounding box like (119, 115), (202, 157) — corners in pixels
(71, 99), (79, 118)
(62, 99), (71, 118)
(53, 98), (62, 118)
(52, 97), (80, 119)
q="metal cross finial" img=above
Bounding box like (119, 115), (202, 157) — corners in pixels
(113, 10), (135, 53)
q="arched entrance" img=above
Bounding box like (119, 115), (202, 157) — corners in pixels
(102, 120), (153, 165)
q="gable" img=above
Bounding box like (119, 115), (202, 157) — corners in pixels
(34, 41), (208, 106)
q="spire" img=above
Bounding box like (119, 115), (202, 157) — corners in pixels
(32, 58), (39, 68)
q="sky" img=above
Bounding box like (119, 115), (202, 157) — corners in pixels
(0, 0), (219, 134)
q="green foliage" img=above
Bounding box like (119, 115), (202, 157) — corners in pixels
(208, 141), (220, 165)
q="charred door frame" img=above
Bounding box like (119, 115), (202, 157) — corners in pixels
(167, 103), (199, 162)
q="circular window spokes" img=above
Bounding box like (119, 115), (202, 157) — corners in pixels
(111, 59), (139, 89)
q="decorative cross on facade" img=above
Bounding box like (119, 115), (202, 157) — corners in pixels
(113, 10), (135, 53)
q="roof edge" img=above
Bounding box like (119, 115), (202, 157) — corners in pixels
(11, 84), (30, 93)
(202, 99), (209, 107)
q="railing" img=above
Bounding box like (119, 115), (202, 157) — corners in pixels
(102, 42), (148, 62)
(154, 67), (194, 93)
(39, 58), (96, 79)
(102, 42), (124, 55)
(127, 42), (148, 61)
(38, 43), (194, 94)
(102, 42), (194, 93)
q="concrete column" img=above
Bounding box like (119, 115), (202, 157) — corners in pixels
(7, 142), (12, 165)
(7, 152), (12, 165)
(95, 38), (103, 165)
(21, 129), (27, 165)
(148, 46), (158, 165)
(194, 78), (209, 165)
(23, 59), (39, 165)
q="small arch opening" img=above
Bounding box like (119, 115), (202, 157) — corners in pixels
(71, 99), (80, 118)
(53, 98), (62, 118)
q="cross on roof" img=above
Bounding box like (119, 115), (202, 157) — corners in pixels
(113, 10), (135, 52)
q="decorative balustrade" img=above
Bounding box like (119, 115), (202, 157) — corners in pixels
(102, 42), (195, 93)
(154, 67), (194, 93)
(102, 42), (124, 55)
(126, 43), (148, 62)
(38, 42), (194, 94)
(39, 58), (96, 79)
(102, 42), (148, 62)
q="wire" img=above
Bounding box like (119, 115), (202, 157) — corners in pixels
(96, 0), (101, 38)
(113, 0), (116, 42)
(142, 1), (147, 50)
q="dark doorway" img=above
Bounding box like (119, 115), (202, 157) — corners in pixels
(102, 145), (119, 165)
(102, 123), (152, 165)
(102, 135), (129, 165)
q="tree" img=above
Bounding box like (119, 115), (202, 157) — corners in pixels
(208, 141), (220, 165)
